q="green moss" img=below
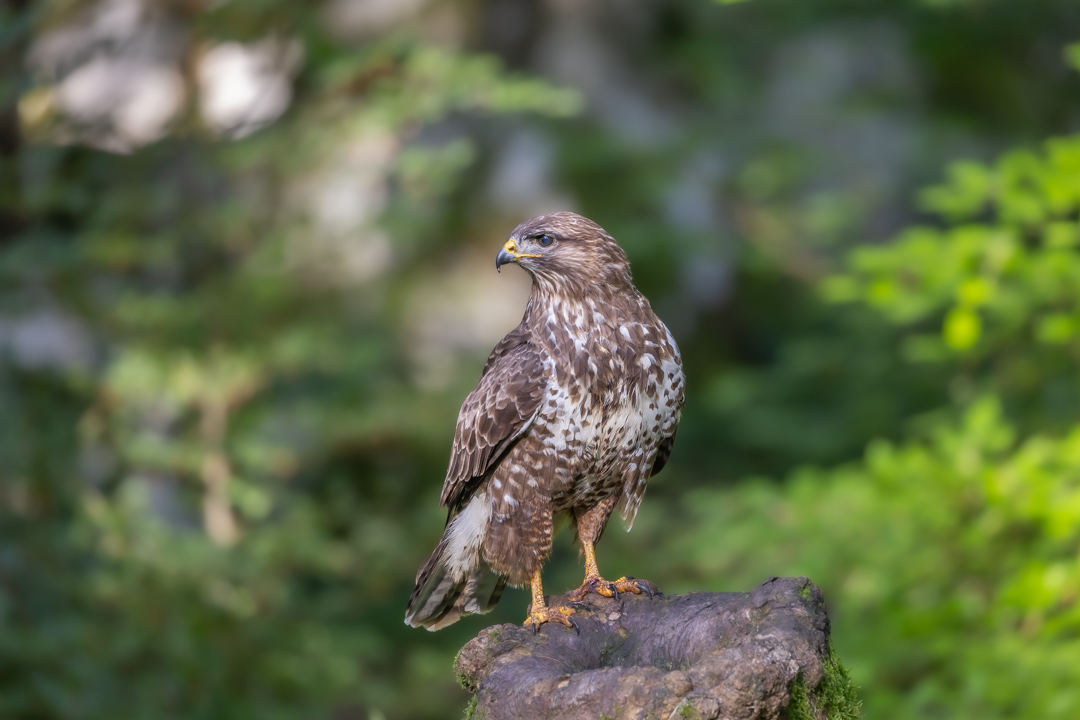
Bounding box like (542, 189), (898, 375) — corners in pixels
(787, 674), (814, 720)
(600, 703), (623, 720)
(462, 696), (481, 720)
(599, 642), (616, 666)
(677, 700), (703, 719)
(819, 648), (861, 720)
(453, 651), (477, 694)
(786, 647), (861, 720)
(799, 584), (813, 601)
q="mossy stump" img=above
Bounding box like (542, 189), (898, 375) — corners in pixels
(454, 576), (859, 720)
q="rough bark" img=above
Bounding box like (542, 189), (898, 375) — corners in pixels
(455, 576), (859, 720)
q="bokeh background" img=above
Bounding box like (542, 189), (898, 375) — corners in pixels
(3, 0), (1080, 718)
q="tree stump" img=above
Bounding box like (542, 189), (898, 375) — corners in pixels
(454, 576), (859, 720)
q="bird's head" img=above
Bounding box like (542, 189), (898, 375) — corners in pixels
(496, 212), (633, 291)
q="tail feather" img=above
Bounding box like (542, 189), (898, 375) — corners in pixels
(405, 538), (507, 631)
(463, 568), (506, 615)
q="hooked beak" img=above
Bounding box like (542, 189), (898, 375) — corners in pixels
(495, 245), (515, 271)
(495, 239), (540, 272)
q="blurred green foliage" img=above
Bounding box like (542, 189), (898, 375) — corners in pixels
(663, 397), (1080, 718)
(3, 1), (1080, 719)
(824, 135), (1080, 428)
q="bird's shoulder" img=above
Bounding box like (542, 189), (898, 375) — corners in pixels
(440, 326), (549, 508)
(480, 323), (542, 374)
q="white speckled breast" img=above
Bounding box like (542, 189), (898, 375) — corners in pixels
(529, 293), (684, 525)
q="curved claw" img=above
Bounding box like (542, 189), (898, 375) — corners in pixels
(572, 576), (618, 601)
(524, 604), (577, 634)
(571, 575), (658, 602)
(620, 576), (656, 598)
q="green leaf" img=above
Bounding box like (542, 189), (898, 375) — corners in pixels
(1035, 314), (1076, 344)
(1045, 222), (1080, 248)
(956, 277), (992, 307)
(1064, 42), (1080, 73)
(943, 307), (981, 350)
(918, 161), (992, 219)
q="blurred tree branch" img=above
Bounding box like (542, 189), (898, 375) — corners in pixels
(0, 0), (31, 244)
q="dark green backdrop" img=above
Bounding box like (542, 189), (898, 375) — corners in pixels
(3, 0), (1080, 718)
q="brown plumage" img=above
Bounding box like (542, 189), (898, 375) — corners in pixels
(405, 212), (684, 631)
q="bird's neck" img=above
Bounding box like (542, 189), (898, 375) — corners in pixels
(523, 276), (640, 328)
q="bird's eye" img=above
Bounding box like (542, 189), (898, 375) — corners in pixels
(538, 234), (554, 247)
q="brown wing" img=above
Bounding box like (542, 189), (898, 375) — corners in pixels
(440, 328), (546, 509)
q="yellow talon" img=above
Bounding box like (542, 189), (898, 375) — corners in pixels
(523, 604), (577, 633)
(568, 540), (656, 601)
(523, 569), (579, 634)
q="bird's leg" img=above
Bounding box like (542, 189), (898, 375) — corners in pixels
(567, 539), (655, 601)
(523, 568), (578, 633)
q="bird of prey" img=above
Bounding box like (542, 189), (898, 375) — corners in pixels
(405, 212), (684, 632)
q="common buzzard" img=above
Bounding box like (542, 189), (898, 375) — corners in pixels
(405, 212), (684, 631)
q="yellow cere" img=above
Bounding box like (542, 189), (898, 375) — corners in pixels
(506, 238), (541, 260)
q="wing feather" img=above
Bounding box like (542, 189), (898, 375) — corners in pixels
(440, 329), (546, 509)
(650, 428), (678, 478)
